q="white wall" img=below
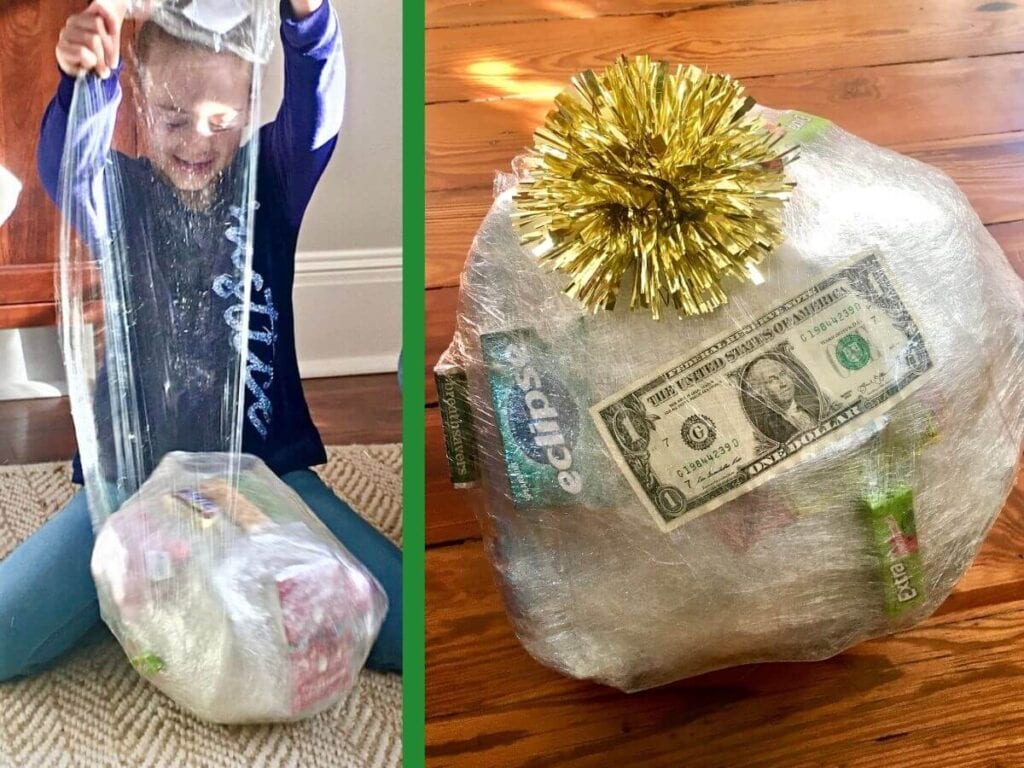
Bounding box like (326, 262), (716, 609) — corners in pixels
(261, 0), (403, 376)
(0, 3), (395, 403)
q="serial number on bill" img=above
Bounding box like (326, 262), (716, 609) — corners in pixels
(676, 438), (741, 478)
(800, 302), (862, 342)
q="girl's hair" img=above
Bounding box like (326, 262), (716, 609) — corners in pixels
(132, 21), (252, 88)
(134, 21), (190, 64)
(134, 20), (257, 65)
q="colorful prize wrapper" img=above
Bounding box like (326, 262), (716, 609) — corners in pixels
(437, 57), (1024, 691)
(92, 453), (388, 723)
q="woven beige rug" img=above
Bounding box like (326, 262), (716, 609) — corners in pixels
(0, 445), (402, 768)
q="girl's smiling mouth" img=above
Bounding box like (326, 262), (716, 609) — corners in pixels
(173, 156), (215, 175)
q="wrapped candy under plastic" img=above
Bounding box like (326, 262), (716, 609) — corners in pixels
(91, 452), (387, 723)
(437, 105), (1024, 691)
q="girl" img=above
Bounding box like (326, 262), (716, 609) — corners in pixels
(0, 0), (401, 680)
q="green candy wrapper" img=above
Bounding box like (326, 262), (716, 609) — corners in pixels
(482, 328), (606, 509)
(864, 487), (924, 617)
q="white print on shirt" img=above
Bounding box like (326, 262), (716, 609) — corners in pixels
(212, 205), (279, 438)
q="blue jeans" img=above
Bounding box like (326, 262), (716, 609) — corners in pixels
(0, 469), (402, 681)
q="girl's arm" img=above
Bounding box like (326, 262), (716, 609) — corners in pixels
(38, 0), (125, 203)
(261, 0), (344, 226)
(37, 72), (122, 206)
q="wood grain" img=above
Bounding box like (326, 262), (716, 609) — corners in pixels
(0, 3), (140, 314)
(989, 219), (1024, 276)
(427, 611), (1024, 767)
(0, 264), (55, 304)
(427, 471), (1024, 766)
(0, 1), (77, 277)
(426, 186), (488, 289)
(0, 262), (101, 328)
(304, 373), (403, 445)
(428, 0), (1024, 104)
(426, 0), (784, 29)
(425, 285), (458, 404)
(427, 54), (1024, 193)
(0, 302), (55, 329)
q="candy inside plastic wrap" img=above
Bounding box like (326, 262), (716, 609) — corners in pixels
(91, 452), (387, 723)
(436, 106), (1024, 691)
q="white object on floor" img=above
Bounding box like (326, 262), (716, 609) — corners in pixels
(0, 164), (21, 227)
(0, 328), (67, 401)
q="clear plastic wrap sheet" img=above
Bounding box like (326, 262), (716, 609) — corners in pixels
(438, 107), (1024, 692)
(55, 2), (387, 722)
(57, 1), (278, 518)
(136, 0), (277, 64)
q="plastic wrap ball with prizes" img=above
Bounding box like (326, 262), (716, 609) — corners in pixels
(92, 454), (388, 723)
(435, 57), (1024, 691)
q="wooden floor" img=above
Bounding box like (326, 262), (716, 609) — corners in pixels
(424, 1), (1024, 765)
(0, 373), (401, 466)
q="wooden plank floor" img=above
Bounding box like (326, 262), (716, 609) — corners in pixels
(0, 373), (401, 466)
(424, 1), (1024, 765)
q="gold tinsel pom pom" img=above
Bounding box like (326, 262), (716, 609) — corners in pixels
(513, 55), (796, 319)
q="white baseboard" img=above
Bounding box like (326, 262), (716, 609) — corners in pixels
(0, 249), (397, 402)
(293, 247), (402, 378)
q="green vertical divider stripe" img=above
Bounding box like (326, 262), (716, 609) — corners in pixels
(402, 0), (426, 762)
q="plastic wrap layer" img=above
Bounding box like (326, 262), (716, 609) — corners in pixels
(440, 108), (1024, 691)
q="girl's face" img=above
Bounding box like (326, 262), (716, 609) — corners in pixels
(139, 44), (252, 193)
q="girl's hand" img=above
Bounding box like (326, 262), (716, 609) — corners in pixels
(55, 0), (128, 79)
(289, 0), (325, 20)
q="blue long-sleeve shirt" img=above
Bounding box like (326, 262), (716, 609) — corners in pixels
(38, 2), (343, 484)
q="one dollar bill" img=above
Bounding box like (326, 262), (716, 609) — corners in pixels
(591, 251), (933, 531)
